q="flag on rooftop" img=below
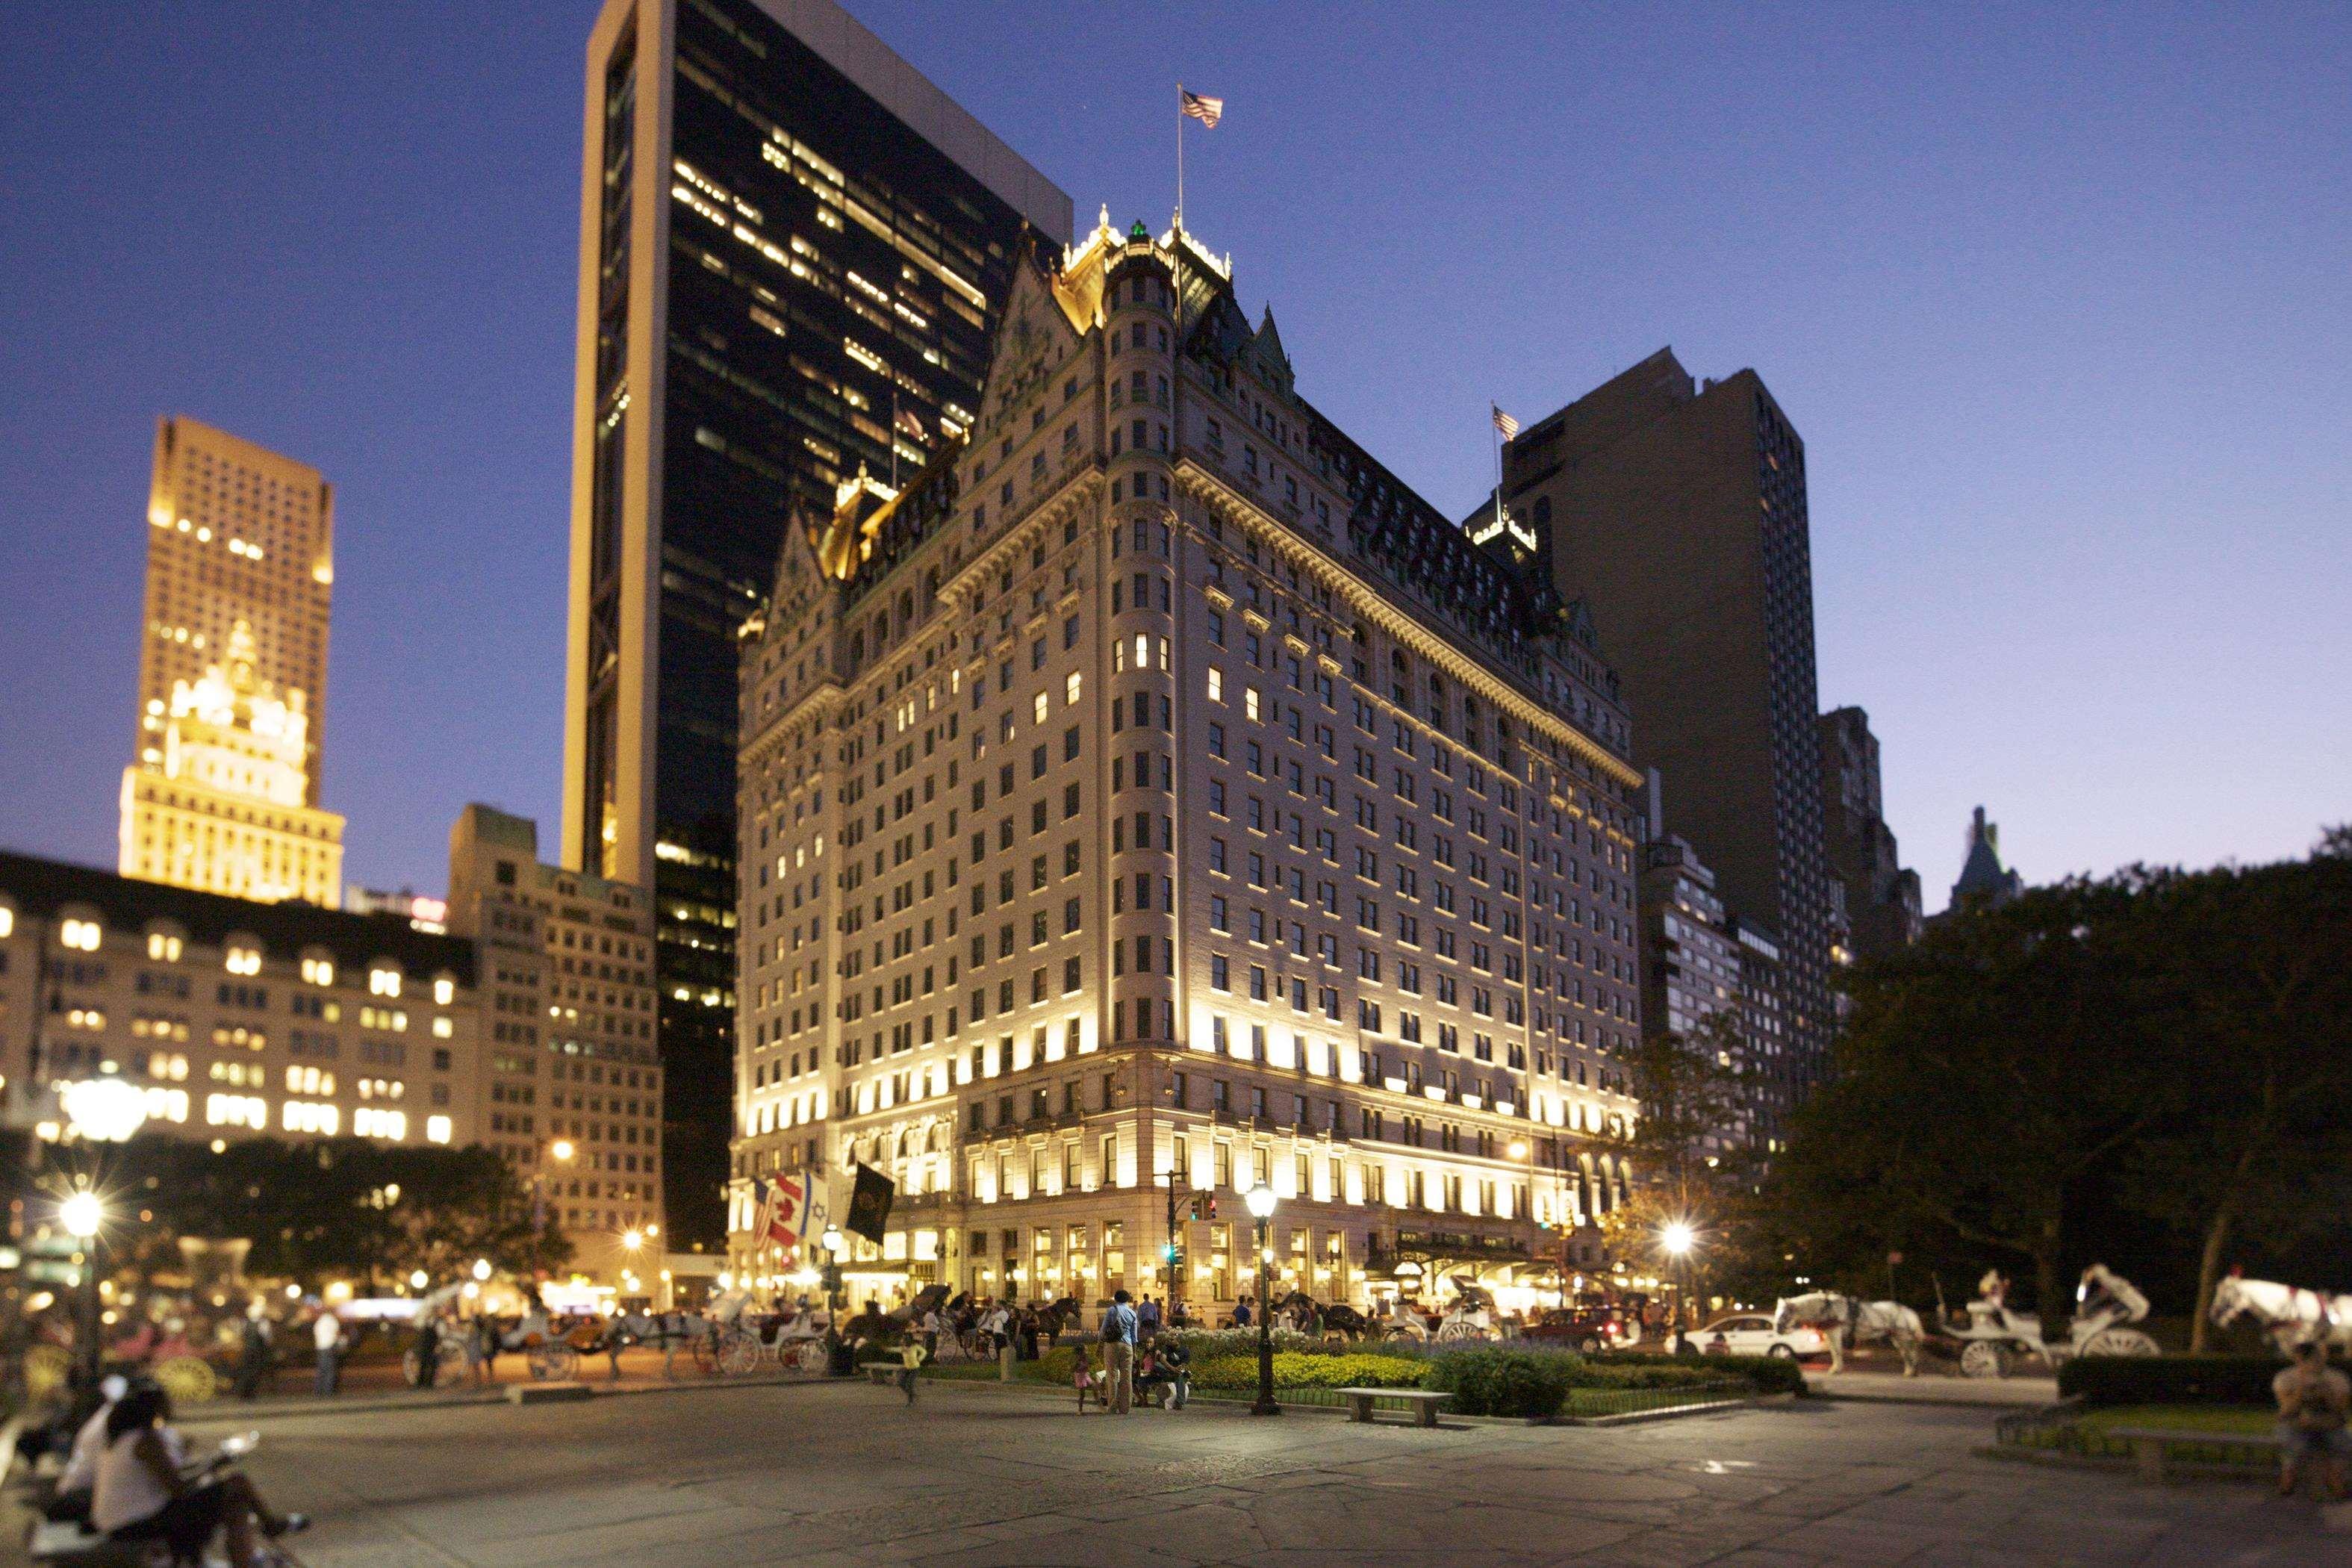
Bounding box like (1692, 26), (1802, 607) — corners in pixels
(1492, 405), (1520, 440)
(1181, 89), (1224, 128)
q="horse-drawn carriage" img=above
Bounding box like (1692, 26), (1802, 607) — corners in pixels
(1938, 1263), (2159, 1378)
(1371, 1277), (1499, 1344)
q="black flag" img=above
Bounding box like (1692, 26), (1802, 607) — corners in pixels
(847, 1162), (896, 1244)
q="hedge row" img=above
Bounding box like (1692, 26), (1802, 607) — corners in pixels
(2057, 1355), (2283, 1407)
(1190, 1351), (1425, 1392)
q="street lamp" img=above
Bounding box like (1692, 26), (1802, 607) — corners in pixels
(1661, 1222), (1696, 1334)
(471, 1258), (492, 1283)
(58, 1074), (146, 1387)
(1245, 1186), (1280, 1417)
(818, 1227), (849, 1375)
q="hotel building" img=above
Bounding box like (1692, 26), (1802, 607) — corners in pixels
(559, 0), (1070, 1240)
(119, 419), (342, 907)
(727, 217), (1646, 1313)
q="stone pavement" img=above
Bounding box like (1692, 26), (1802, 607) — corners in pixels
(184, 1379), (2342, 1567)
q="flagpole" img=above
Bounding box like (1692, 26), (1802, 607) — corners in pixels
(1175, 81), (1185, 232)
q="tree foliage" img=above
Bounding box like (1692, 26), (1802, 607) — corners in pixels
(10, 1136), (571, 1290)
(1771, 827), (2352, 1330)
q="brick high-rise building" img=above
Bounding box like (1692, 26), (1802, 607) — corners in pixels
(727, 217), (1647, 1313)
(119, 419), (342, 907)
(446, 806), (662, 1284)
(559, 0), (1071, 1242)
(1817, 706), (1922, 964)
(1505, 349), (1837, 1103)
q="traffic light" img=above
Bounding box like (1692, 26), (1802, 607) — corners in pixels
(1161, 1242), (1178, 1263)
(1206, 1195), (1219, 1220)
(1187, 1195), (1204, 1222)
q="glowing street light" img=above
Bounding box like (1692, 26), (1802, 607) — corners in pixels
(471, 1258), (492, 1283)
(408, 1269), (430, 1291)
(1244, 1185), (1280, 1417)
(621, 1228), (644, 1253)
(1661, 1222), (1695, 1258)
(60, 1191), (103, 1239)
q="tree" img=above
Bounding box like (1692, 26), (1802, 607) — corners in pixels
(1602, 1013), (1759, 1316)
(1770, 878), (2159, 1315)
(2115, 833), (2352, 1348)
(6, 1136), (569, 1294)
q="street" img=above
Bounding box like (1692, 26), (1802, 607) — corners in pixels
(181, 1379), (2342, 1567)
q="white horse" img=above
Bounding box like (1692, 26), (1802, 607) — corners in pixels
(2210, 1271), (2352, 1356)
(1774, 1291), (1925, 1375)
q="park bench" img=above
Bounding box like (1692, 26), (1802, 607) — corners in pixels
(1334, 1387), (1452, 1428)
(2107, 1425), (2280, 1482)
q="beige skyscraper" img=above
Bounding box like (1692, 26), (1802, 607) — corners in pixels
(120, 418), (343, 906)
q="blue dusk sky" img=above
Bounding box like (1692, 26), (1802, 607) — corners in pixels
(1, 2), (2345, 908)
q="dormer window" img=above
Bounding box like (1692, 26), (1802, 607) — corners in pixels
(225, 942), (262, 976)
(60, 917), (102, 952)
(369, 966), (402, 998)
(301, 955), (335, 986)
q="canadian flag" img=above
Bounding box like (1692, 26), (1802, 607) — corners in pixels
(765, 1174), (807, 1251)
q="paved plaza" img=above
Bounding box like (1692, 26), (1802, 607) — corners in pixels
(172, 1378), (2349, 1568)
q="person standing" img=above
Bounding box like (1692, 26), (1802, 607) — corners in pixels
(231, 1307), (273, 1402)
(1138, 1294), (1162, 1337)
(1101, 1289), (1139, 1415)
(311, 1308), (343, 1398)
(2274, 1340), (2351, 1499)
(1232, 1295), (1252, 1329)
(411, 1316), (441, 1390)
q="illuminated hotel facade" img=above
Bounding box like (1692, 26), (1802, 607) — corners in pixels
(727, 217), (1646, 1312)
(119, 418), (342, 907)
(559, 0), (1070, 1241)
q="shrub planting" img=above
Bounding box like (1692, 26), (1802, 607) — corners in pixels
(2058, 1354), (2281, 1407)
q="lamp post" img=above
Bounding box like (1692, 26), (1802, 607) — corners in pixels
(1245, 1186), (1280, 1417)
(58, 1074), (148, 1388)
(1661, 1222), (1696, 1335)
(819, 1226), (848, 1375)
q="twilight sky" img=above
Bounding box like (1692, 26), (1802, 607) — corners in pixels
(1, 3), (2345, 910)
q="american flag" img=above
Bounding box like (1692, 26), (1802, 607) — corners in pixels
(1492, 404), (1520, 440)
(894, 402), (926, 440)
(1180, 88), (1224, 128)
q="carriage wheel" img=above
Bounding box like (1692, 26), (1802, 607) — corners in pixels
(1959, 1340), (2010, 1379)
(529, 1343), (578, 1381)
(1384, 1325), (1422, 1344)
(155, 1354), (217, 1404)
(2088, 1329), (2159, 1358)
(721, 1330), (762, 1376)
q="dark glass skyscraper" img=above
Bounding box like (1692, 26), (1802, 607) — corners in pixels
(562, 0), (1070, 1241)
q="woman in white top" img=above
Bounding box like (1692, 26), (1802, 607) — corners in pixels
(92, 1383), (305, 1567)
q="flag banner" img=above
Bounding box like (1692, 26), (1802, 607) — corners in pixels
(766, 1173), (806, 1249)
(847, 1162), (895, 1243)
(1181, 88), (1224, 128)
(894, 404), (926, 439)
(1492, 405), (1520, 440)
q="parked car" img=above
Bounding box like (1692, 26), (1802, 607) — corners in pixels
(1694, 1313), (1829, 1360)
(1520, 1304), (1640, 1354)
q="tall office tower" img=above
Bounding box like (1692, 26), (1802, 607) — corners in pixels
(561, 0), (1071, 1242)
(1817, 706), (1922, 964)
(727, 218), (1646, 1311)
(1505, 349), (1837, 1104)
(120, 418), (341, 907)
(446, 805), (663, 1284)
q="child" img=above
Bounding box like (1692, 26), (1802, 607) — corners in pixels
(1071, 1343), (1101, 1412)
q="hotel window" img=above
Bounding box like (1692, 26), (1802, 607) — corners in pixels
(225, 945), (262, 977)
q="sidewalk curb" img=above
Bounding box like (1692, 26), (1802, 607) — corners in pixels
(177, 1371), (829, 1425)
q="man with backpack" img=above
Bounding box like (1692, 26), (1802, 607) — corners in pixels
(1100, 1289), (1140, 1414)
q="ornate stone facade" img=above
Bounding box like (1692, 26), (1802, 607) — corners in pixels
(727, 217), (1646, 1316)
